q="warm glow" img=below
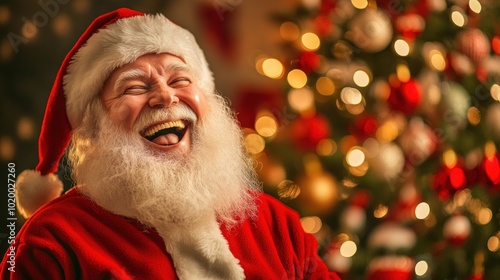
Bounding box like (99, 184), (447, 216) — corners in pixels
(288, 88), (315, 113)
(280, 21), (300, 41)
(301, 32), (320, 51)
(415, 202), (430, 220)
(396, 63), (411, 82)
(287, 69), (308, 88)
(376, 121), (399, 142)
(430, 50), (446, 71)
(469, 0), (482, 14)
(394, 39), (410, 56)
(277, 180), (301, 199)
(415, 260), (429, 276)
(255, 115), (278, 137)
(428, 84), (442, 105)
(477, 208), (492, 225)
(0, 136), (15, 161)
(262, 58), (284, 79)
(244, 133), (265, 154)
(316, 76), (336, 96)
(340, 241), (357, 257)
(485, 141), (497, 158)
(22, 21), (37, 39)
(488, 235), (499, 252)
(353, 70), (370, 87)
(351, 0), (368, 9)
(451, 9), (466, 27)
(340, 87), (363, 105)
(491, 84), (500, 101)
(301, 216), (323, 234)
(317, 139), (337, 156)
(374, 204), (388, 218)
(17, 117), (35, 140)
(443, 149), (458, 168)
(53, 14), (71, 37)
(467, 107), (481, 126)
(0, 6), (11, 25)
(346, 147), (365, 167)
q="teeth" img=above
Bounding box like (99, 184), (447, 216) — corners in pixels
(144, 121), (185, 137)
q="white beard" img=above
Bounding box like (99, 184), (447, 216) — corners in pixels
(69, 93), (259, 228)
(68, 94), (260, 279)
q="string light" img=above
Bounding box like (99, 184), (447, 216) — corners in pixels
(301, 216), (323, 234)
(287, 69), (308, 88)
(353, 70), (370, 87)
(351, 0), (368, 9)
(244, 133), (265, 154)
(469, 0), (482, 14)
(415, 202), (430, 220)
(340, 240), (357, 258)
(415, 260), (429, 276)
(340, 87), (362, 105)
(346, 147), (365, 167)
(288, 87), (315, 113)
(451, 7), (467, 27)
(255, 113), (278, 138)
(394, 39), (410, 56)
(301, 32), (320, 51)
(262, 58), (284, 79)
(491, 84), (500, 101)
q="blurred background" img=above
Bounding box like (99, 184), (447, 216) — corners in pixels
(1, 0), (500, 279)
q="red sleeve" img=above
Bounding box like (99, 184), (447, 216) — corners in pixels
(261, 195), (341, 280)
(1, 243), (66, 280)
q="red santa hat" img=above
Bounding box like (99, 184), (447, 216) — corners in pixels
(16, 7), (214, 219)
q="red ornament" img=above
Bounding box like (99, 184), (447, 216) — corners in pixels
(233, 86), (284, 129)
(314, 15), (334, 38)
(298, 51), (320, 74)
(290, 114), (330, 151)
(432, 163), (467, 201)
(443, 214), (471, 246)
(492, 36), (500, 55)
(367, 256), (414, 280)
(395, 12), (425, 40)
(349, 114), (379, 141)
(470, 153), (500, 192)
(387, 79), (422, 116)
(456, 29), (491, 64)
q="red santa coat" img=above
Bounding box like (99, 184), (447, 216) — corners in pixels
(1, 188), (340, 279)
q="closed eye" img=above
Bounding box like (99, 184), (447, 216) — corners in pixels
(124, 85), (150, 95)
(169, 77), (191, 88)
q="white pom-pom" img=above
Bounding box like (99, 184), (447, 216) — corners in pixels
(16, 170), (63, 218)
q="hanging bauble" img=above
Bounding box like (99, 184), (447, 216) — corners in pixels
(448, 51), (475, 77)
(443, 214), (471, 246)
(388, 180), (421, 222)
(324, 241), (352, 275)
(296, 171), (338, 215)
(440, 82), (470, 137)
(340, 205), (366, 232)
(366, 256), (414, 280)
(417, 70), (441, 120)
(456, 28), (491, 64)
(290, 114), (331, 151)
(492, 35), (500, 55)
(432, 162), (467, 201)
(395, 12), (425, 41)
(368, 222), (417, 252)
(387, 79), (422, 116)
(486, 104), (500, 140)
(298, 51), (321, 74)
(368, 142), (405, 181)
(349, 114), (379, 141)
(474, 153), (500, 192)
(347, 9), (393, 53)
(398, 118), (438, 164)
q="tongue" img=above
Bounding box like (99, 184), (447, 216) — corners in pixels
(152, 133), (180, 145)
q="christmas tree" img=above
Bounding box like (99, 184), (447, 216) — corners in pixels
(239, 0), (500, 279)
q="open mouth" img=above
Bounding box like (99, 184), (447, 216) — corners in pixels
(142, 120), (189, 146)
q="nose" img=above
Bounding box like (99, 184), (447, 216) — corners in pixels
(148, 84), (179, 108)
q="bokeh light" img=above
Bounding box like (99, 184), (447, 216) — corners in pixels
(255, 114), (278, 138)
(301, 216), (323, 234)
(353, 70), (370, 87)
(288, 87), (315, 113)
(280, 21), (300, 41)
(415, 260), (429, 276)
(316, 76), (336, 96)
(244, 133), (265, 154)
(301, 32), (320, 51)
(415, 202), (430, 220)
(262, 58), (284, 79)
(340, 240), (357, 258)
(287, 69), (308, 88)
(451, 7), (467, 27)
(394, 39), (410, 56)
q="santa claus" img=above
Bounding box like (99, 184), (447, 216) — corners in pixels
(0, 8), (340, 280)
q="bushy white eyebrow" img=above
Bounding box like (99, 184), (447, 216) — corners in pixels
(113, 69), (148, 93)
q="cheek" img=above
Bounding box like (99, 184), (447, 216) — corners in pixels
(108, 103), (137, 129)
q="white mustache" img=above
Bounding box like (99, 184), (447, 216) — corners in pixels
(133, 104), (198, 133)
